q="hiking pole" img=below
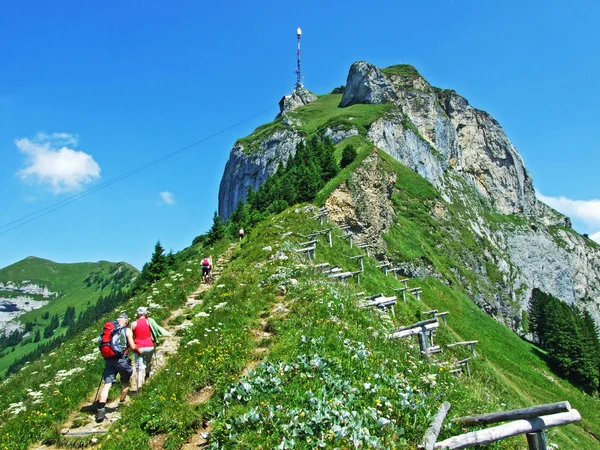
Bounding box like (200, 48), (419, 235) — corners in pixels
(94, 375), (103, 404)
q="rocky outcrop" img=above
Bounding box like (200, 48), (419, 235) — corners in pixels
(218, 129), (304, 219)
(322, 126), (359, 144)
(437, 90), (537, 215)
(367, 113), (447, 190)
(278, 88), (317, 116)
(325, 153), (395, 250)
(507, 229), (600, 322)
(341, 61), (538, 216)
(340, 62), (397, 107)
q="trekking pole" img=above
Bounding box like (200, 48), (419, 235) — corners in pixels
(94, 375), (103, 404)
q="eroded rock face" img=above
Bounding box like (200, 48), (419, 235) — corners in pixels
(367, 112), (447, 190)
(507, 229), (600, 322)
(437, 90), (537, 215)
(326, 153), (395, 251)
(278, 88), (317, 116)
(218, 129), (304, 220)
(322, 126), (359, 144)
(340, 61), (397, 107)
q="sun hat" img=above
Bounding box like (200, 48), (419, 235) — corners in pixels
(117, 312), (129, 321)
(136, 306), (148, 316)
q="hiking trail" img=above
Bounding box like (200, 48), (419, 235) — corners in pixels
(31, 244), (237, 449)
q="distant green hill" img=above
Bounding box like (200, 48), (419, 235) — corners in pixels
(0, 256), (138, 377)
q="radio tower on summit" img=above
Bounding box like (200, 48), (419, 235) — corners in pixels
(295, 27), (303, 90)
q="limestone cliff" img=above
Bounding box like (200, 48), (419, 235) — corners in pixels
(217, 60), (600, 330)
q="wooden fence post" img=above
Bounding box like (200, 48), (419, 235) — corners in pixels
(420, 401), (451, 450)
(526, 430), (548, 450)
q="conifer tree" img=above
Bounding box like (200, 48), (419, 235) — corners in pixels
(207, 211), (225, 244)
(33, 330), (41, 343)
(340, 143), (357, 168)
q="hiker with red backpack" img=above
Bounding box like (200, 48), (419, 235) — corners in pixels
(201, 255), (212, 283)
(95, 312), (137, 422)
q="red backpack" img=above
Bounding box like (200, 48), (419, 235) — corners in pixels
(202, 258), (210, 267)
(98, 321), (127, 358)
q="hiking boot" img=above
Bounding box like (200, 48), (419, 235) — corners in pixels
(95, 407), (106, 423)
(145, 372), (150, 381)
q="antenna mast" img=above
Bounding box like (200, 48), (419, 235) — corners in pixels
(295, 27), (303, 90)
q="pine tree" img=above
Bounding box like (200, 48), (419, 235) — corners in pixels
(33, 330), (41, 343)
(61, 306), (76, 327)
(340, 143), (357, 168)
(319, 137), (339, 179)
(146, 241), (167, 283)
(528, 288), (551, 347)
(207, 212), (225, 244)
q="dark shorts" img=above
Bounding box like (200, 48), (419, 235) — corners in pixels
(202, 266), (211, 275)
(103, 356), (133, 384)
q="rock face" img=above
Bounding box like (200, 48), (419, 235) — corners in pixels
(217, 59), (600, 329)
(278, 88), (317, 116)
(343, 62), (537, 216)
(218, 129), (304, 220)
(0, 283), (56, 334)
(340, 62), (397, 107)
(325, 153), (395, 251)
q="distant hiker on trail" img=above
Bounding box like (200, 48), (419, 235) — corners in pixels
(131, 307), (154, 392)
(96, 312), (137, 423)
(239, 228), (245, 241)
(201, 255), (212, 283)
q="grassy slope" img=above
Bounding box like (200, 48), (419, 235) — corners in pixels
(236, 93), (393, 152)
(0, 197), (597, 448)
(0, 257), (138, 376)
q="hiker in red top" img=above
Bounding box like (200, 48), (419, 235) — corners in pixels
(201, 255), (212, 283)
(131, 306), (155, 392)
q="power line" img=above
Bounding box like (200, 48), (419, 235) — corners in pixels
(0, 106), (277, 236)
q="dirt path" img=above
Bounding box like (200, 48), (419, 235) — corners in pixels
(31, 244), (237, 448)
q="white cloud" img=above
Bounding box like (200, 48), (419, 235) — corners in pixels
(15, 132), (100, 193)
(536, 192), (600, 229)
(158, 191), (175, 205)
(591, 232), (600, 244)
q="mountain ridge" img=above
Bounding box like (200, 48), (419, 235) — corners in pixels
(218, 60), (600, 331)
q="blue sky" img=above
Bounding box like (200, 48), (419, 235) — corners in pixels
(1, 0), (599, 270)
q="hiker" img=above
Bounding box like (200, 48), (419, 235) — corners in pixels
(96, 312), (137, 422)
(131, 306), (154, 392)
(239, 227), (245, 241)
(201, 255), (212, 283)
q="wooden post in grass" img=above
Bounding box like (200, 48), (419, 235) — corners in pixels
(435, 311), (449, 325)
(454, 358), (471, 377)
(315, 262), (330, 271)
(294, 245), (315, 261)
(349, 254), (365, 272)
(446, 340), (477, 356)
(398, 278), (409, 288)
(423, 309), (438, 319)
(393, 287), (408, 302)
(420, 401), (451, 450)
(357, 243), (373, 257)
(377, 261), (391, 275)
(341, 234), (353, 248)
(526, 431), (548, 450)
(408, 287), (422, 301)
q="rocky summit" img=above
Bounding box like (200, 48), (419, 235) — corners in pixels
(219, 60), (600, 331)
